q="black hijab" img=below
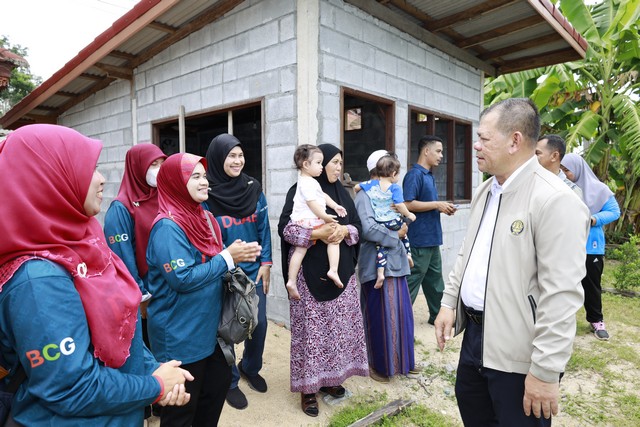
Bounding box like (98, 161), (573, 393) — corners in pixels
(278, 144), (361, 301)
(206, 134), (262, 218)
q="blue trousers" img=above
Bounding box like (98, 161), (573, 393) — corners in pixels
(229, 285), (268, 389)
(455, 318), (553, 427)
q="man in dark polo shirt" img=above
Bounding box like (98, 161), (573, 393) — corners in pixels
(403, 135), (456, 324)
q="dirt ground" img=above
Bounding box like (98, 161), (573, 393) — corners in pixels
(147, 295), (627, 427)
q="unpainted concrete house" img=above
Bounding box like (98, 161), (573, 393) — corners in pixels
(1, 0), (587, 325)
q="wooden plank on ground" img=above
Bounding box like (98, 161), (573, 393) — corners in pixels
(348, 399), (414, 427)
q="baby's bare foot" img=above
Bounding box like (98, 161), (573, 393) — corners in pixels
(285, 281), (301, 300)
(327, 270), (344, 288)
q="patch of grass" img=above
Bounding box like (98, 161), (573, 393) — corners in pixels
(562, 390), (609, 424)
(565, 266), (640, 426)
(414, 337), (423, 347)
(618, 393), (640, 426)
(601, 293), (640, 328)
(328, 392), (388, 427)
(420, 363), (456, 386)
(329, 396), (460, 427)
(566, 345), (609, 372)
(601, 259), (619, 287)
(377, 404), (459, 427)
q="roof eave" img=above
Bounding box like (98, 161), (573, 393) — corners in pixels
(0, 0), (180, 130)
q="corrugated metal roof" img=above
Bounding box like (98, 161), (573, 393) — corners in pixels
(1, 0), (587, 129)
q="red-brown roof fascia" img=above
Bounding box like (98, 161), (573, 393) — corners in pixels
(533, 0), (588, 55)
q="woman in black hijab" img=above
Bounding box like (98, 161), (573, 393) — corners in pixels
(206, 134), (273, 410)
(278, 144), (368, 418)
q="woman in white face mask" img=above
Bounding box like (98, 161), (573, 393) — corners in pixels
(103, 144), (167, 362)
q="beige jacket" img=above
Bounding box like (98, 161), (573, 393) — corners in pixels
(442, 159), (589, 382)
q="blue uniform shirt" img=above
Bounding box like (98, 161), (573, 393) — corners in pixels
(104, 200), (148, 295)
(146, 219), (228, 364)
(206, 193), (273, 285)
(0, 259), (160, 426)
(402, 164), (443, 247)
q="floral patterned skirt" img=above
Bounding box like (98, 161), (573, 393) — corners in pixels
(289, 273), (369, 393)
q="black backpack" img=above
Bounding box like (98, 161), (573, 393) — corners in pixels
(217, 267), (259, 366)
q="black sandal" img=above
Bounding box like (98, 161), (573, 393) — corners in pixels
(301, 393), (319, 417)
(319, 385), (346, 398)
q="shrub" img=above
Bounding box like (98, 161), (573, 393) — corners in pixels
(611, 235), (640, 291)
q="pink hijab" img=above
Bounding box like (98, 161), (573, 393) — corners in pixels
(154, 153), (223, 256)
(114, 144), (167, 276)
(0, 124), (141, 368)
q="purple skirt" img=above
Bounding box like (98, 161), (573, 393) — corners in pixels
(361, 277), (415, 376)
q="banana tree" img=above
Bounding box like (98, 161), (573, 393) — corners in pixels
(484, 0), (640, 235)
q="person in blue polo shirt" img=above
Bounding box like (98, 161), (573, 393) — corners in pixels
(402, 135), (457, 325)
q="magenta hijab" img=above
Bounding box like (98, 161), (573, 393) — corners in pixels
(114, 144), (167, 276)
(154, 153), (223, 256)
(0, 124), (141, 368)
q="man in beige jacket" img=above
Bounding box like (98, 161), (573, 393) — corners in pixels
(435, 98), (589, 426)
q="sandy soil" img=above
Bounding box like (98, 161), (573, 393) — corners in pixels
(147, 295), (636, 427)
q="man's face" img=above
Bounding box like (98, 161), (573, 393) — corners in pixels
(535, 138), (556, 172)
(474, 110), (512, 179)
(424, 141), (444, 168)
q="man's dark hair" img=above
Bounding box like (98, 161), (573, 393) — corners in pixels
(539, 134), (566, 159)
(375, 153), (400, 178)
(481, 98), (540, 146)
(418, 135), (443, 153)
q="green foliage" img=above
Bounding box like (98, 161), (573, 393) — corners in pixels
(0, 36), (41, 116)
(611, 235), (640, 290)
(484, 0), (640, 235)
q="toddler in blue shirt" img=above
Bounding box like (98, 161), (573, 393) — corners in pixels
(355, 153), (415, 288)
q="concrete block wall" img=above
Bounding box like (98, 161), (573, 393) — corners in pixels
(60, 79), (134, 224)
(318, 0), (484, 279)
(59, 0), (298, 326)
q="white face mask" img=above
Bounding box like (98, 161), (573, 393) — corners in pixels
(146, 166), (160, 187)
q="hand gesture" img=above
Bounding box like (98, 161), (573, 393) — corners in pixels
(334, 205), (348, 217)
(227, 240), (262, 264)
(152, 360), (194, 406)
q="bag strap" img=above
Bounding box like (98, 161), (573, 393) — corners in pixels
(0, 362), (26, 394)
(217, 337), (236, 366)
(209, 213), (235, 366)
(7, 364), (25, 394)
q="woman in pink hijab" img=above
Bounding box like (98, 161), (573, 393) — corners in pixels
(104, 143), (166, 354)
(145, 153), (261, 426)
(0, 124), (192, 426)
